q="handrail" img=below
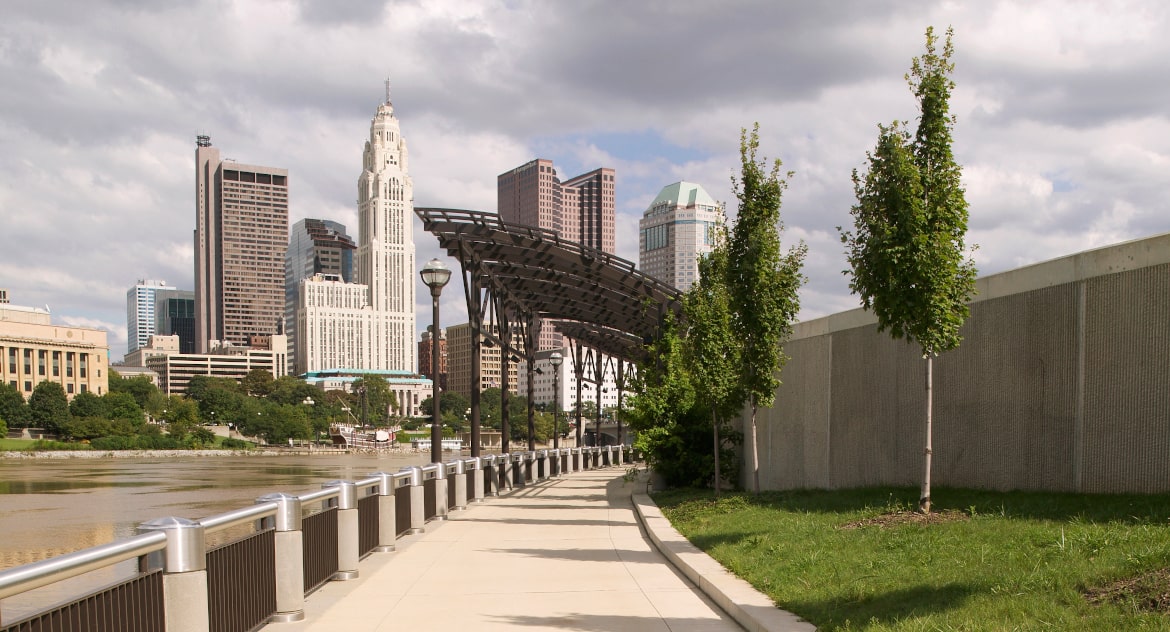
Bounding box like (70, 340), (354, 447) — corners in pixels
(0, 531), (167, 599)
(200, 501), (278, 534)
(299, 487), (340, 505)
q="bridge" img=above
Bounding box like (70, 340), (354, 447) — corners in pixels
(0, 448), (811, 631)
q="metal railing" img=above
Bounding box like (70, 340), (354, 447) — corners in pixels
(0, 447), (629, 632)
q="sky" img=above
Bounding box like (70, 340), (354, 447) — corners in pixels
(3, 0), (1170, 362)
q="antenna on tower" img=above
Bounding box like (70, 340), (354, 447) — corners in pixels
(384, 77), (392, 105)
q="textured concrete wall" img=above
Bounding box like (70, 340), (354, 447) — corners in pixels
(753, 234), (1170, 494)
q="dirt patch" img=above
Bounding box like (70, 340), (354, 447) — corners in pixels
(840, 508), (970, 529)
(1085, 567), (1170, 614)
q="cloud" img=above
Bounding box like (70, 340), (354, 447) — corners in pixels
(3, 0), (1170, 363)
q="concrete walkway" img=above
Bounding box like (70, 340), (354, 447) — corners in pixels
(276, 468), (813, 632)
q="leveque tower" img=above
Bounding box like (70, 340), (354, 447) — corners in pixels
(356, 85), (416, 372)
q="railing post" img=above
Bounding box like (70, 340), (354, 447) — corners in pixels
(368, 473), (397, 552)
(138, 517), (209, 632)
(431, 464), (449, 521)
(481, 455), (498, 497)
(468, 456), (485, 503)
(256, 493), (304, 623)
(322, 480), (359, 580)
(512, 452), (526, 489)
(452, 460), (468, 511)
(401, 466), (426, 532)
(498, 453), (512, 490)
(537, 449), (547, 480)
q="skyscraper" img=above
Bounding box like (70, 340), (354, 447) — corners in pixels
(194, 136), (289, 353)
(126, 279), (172, 354)
(285, 218), (356, 370)
(638, 181), (723, 292)
(497, 159), (615, 349)
(355, 85), (416, 372)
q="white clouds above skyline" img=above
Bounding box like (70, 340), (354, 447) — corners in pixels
(3, 0), (1169, 360)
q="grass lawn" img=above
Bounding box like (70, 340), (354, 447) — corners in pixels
(654, 487), (1170, 631)
(0, 438), (38, 450)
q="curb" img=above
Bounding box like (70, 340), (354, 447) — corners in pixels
(631, 475), (817, 632)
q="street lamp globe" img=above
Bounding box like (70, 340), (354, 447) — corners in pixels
(419, 258), (451, 293)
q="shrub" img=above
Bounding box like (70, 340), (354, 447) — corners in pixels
(220, 437), (250, 449)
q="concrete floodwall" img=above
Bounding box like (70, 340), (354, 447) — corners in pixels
(752, 233), (1170, 494)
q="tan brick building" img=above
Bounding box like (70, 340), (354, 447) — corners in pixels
(0, 302), (109, 400)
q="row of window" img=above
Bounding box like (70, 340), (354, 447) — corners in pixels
(4, 347), (90, 379)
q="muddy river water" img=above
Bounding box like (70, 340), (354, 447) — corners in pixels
(0, 451), (434, 622)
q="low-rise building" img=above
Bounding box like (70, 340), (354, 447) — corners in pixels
(0, 299), (109, 399)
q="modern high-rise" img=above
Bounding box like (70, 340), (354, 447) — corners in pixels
(126, 279), (172, 354)
(498, 159), (615, 349)
(194, 136), (289, 353)
(638, 181), (723, 292)
(156, 290), (196, 354)
(355, 86), (416, 372)
(285, 218), (356, 370)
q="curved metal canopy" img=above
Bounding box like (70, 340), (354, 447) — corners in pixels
(416, 207), (682, 362)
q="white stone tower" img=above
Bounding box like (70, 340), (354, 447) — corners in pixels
(355, 82), (416, 371)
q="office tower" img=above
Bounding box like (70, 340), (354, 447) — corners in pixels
(194, 136), (289, 353)
(293, 274), (370, 375)
(638, 181), (723, 292)
(418, 327), (447, 389)
(446, 322), (521, 399)
(498, 159), (615, 349)
(156, 290), (196, 354)
(355, 84), (416, 371)
(126, 279), (172, 354)
(285, 218), (356, 370)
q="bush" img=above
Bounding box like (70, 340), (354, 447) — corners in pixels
(29, 440), (90, 451)
(90, 435), (138, 450)
(220, 437), (250, 449)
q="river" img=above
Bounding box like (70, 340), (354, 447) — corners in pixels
(0, 451), (435, 622)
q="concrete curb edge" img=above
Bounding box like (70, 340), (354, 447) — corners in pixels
(631, 476), (817, 632)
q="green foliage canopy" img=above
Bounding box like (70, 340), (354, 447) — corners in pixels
(841, 26), (976, 356)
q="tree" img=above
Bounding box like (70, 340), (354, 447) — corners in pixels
(69, 390), (105, 419)
(241, 369), (275, 398)
(160, 395), (200, 440)
(840, 26), (976, 513)
(0, 382), (31, 428)
(684, 222), (743, 496)
(726, 124), (808, 494)
(351, 377), (398, 427)
(626, 313), (712, 487)
(103, 392), (145, 425)
(28, 381), (70, 434)
(109, 372), (161, 410)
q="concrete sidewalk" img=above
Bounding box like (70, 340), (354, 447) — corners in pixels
(276, 468), (812, 631)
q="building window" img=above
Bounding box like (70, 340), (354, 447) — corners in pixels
(66, 352), (74, 378)
(7, 348), (15, 374)
(80, 355), (88, 378)
(67, 383), (74, 394)
(24, 381), (31, 392)
(52, 351), (60, 377)
(38, 350), (46, 376)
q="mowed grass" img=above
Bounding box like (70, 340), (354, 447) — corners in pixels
(654, 487), (1170, 631)
(0, 438), (37, 450)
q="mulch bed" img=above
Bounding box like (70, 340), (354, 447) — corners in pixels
(1085, 567), (1170, 614)
(839, 508), (970, 529)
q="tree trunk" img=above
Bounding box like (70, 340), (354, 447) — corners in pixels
(920, 355), (933, 514)
(713, 409), (721, 498)
(750, 395), (760, 494)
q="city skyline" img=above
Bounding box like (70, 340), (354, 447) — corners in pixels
(4, 2), (1170, 361)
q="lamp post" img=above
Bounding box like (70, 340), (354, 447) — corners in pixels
(420, 258), (451, 464)
(303, 396), (315, 446)
(550, 351), (563, 452)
